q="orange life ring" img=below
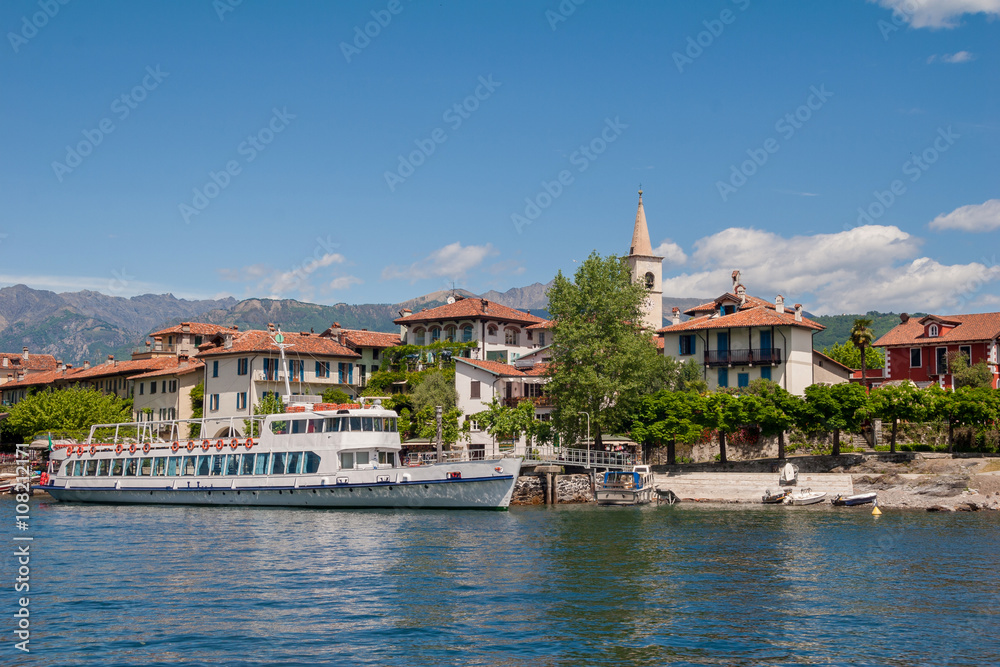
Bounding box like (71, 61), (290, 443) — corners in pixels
(78, 445), (86, 455)
(129, 443), (137, 455)
(229, 438), (239, 450)
(244, 438), (253, 450)
(186, 441), (195, 452)
(39, 472), (49, 486)
(215, 439), (224, 451)
(171, 441), (180, 453)
(115, 443), (123, 455)
(142, 443), (151, 454)
(89, 445), (96, 456)
(201, 440), (211, 451)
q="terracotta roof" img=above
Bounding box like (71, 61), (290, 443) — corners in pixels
(850, 368), (885, 380)
(129, 359), (204, 380)
(0, 367), (87, 390)
(812, 350), (854, 373)
(456, 358), (549, 377)
(654, 336), (664, 350)
(874, 312), (1000, 347)
(341, 329), (402, 349)
(394, 298), (544, 326)
(0, 352), (58, 372)
(526, 319), (554, 330)
(629, 192), (656, 257)
(684, 292), (778, 316)
(197, 330), (360, 358)
(71, 357), (178, 381)
(658, 305), (824, 333)
(148, 322), (234, 337)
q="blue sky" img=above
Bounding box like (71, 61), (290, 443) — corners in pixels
(2, 0), (998, 315)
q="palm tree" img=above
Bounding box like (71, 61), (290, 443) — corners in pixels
(850, 317), (875, 391)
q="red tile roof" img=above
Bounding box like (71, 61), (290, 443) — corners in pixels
(197, 330), (360, 358)
(658, 305), (824, 333)
(129, 359), (204, 380)
(71, 357), (179, 381)
(0, 367), (87, 390)
(147, 322), (235, 337)
(684, 292), (778, 316)
(850, 368), (885, 380)
(456, 358), (549, 377)
(0, 352), (58, 372)
(526, 319), (554, 330)
(341, 329), (402, 349)
(874, 312), (1000, 347)
(394, 298), (544, 326)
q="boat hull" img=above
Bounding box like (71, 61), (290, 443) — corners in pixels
(790, 493), (826, 506)
(832, 493), (877, 506)
(595, 487), (655, 506)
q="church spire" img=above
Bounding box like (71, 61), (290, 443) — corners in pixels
(629, 188), (654, 256)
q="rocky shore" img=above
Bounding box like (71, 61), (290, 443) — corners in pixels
(845, 455), (1000, 511)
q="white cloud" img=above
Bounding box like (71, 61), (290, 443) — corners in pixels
(662, 225), (999, 314)
(329, 275), (363, 290)
(929, 199), (1000, 231)
(927, 51), (975, 63)
(219, 252), (346, 299)
(381, 242), (497, 283)
(873, 0), (1000, 28)
(652, 239), (688, 266)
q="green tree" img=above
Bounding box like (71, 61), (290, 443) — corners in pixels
(321, 388), (353, 404)
(742, 379), (801, 459)
(802, 383), (870, 455)
(850, 318), (876, 389)
(697, 392), (758, 464)
(948, 351), (994, 389)
(630, 390), (705, 464)
(869, 383), (925, 453)
(244, 393), (285, 438)
(410, 370), (457, 412)
(546, 252), (663, 447)
(187, 381), (204, 439)
(821, 341), (884, 370)
(3, 386), (133, 443)
(472, 398), (536, 452)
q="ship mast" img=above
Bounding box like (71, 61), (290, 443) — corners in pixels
(272, 328), (294, 401)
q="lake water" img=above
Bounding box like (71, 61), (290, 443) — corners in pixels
(4, 500), (1000, 666)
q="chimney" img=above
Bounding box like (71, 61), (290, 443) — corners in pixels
(22, 347), (29, 360)
(671, 307), (681, 326)
(775, 295), (784, 314)
(398, 310), (412, 339)
(1, 357), (7, 368)
(224, 334), (233, 350)
(481, 298), (489, 314)
(58, 360), (65, 371)
(900, 313), (910, 323)
(178, 354), (188, 362)
(794, 304), (803, 322)
(267, 323), (276, 333)
(145, 341), (151, 350)
(181, 322), (191, 333)
(731, 269), (741, 291)
(84, 361), (91, 369)
(107, 354), (115, 365)
(329, 322), (343, 344)
(231, 325), (238, 331)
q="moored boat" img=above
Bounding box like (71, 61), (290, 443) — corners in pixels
(37, 401), (521, 510)
(596, 465), (655, 505)
(761, 489), (789, 504)
(789, 489), (826, 505)
(831, 492), (877, 506)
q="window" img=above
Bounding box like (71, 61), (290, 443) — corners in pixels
(445, 325), (456, 342)
(430, 327), (441, 342)
(679, 335), (696, 356)
(372, 349), (379, 361)
(210, 455), (224, 476)
(936, 347), (948, 375)
(738, 373), (749, 388)
(286, 452), (302, 475)
(263, 358), (277, 381)
(644, 272), (655, 289)
(359, 364), (367, 385)
(718, 368), (729, 388)
(316, 361), (330, 378)
(377, 451), (394, 467)
(167, 457), (180, 476)
(470, 380), (481, 399)
(209, 394), (220, 411)
(153, 457), (167, 476)
(212, 360), (219, 377)
(910, 348), (922, 368)
(241, 453), (255, 475)
(254, 453), (270, 475)
(160, 380), (166, 394)
(505, 328), (518, 345)
(97, 459), (109, 476)
(338, 363), (354, 384)
(271, 452), (286, 475)
(539, 332), (546, 346)
(288, 360), (304, 382)
(227, 454), (240, 476)
(959, 345), (972, 366)
(139, 383), (144, 396)
(340, 451), (354, 469)
(760, 367), (772, 381)
(237, 392), (247, 410)
(140, 458), (153, 476)
(721, 305), (736, 315)
(487, 325), (498, 337)
(326, 417), (342, 432)
(237, 358), (248, 376)
(415, 328), (426, 345)
(150, 382), (157, 395)
(304, 452), (321, 474)
(169, 380), (177, 393)
(929, 324), (939, 338)
(462, 325), (473, 342)
(194, 335), (203, 346)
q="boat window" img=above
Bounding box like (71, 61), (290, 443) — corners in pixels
(111, 459), (124, 476)
(97, 459), (110, 476)
(325, 418), (341, 432)
(241, 453), (255, 475)
(308, 419), (323, 433)
(286, 451), (302, 475)
(356, 451), (370, 466)
(303, 452), (320, 474)
(390, 418), (397, 432)
(153, 457), (167, 476)
(124, 459), (138, 477)
(227, 454), (240, 476)
(291, 419), (307, 434)
(85, 460), (98, 476)
(140, 458), (153, 476)
(182, 456), (197, 476)
(271, 452), (286, 475)
(196, 456), (210, 476)
(254, 453), (270, 475)
(378, 451), (394, 467)
(373, 418), (383, 432)
(340, 452), (354, 469)
(167, 457), (180, 476)
(211, 455), (224, 476)
(362, 417), (374, 431)
(350, 417), (362, 432)
(269, 420), (289, 435)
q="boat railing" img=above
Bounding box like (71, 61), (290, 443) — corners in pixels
(85, 416), (268, 445)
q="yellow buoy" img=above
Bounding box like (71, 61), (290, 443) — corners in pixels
(872, 504), (882, 516)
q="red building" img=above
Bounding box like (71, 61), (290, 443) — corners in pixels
(873, 312), (1000, 389)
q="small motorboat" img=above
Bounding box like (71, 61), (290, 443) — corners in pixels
(762, 489), (789, 504)
(831, 492), (877, 506)
(778, 462), (798, 485)
(789, 489), (826, 505)
(596, 466), (655, 505)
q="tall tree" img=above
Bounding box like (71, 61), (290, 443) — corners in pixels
(546, 252), (663, 447)
(821, 341), (884, 370)
(802, 383), (870, 455)
(698, 392), (757, 464)
(743, 379), (800, 459)
(630, 390), (706, 464)
(869, 383), (926, 453)
(2, 386), (133, 443)
(850, 318), (875, 390)
(947, 351), (995, 390)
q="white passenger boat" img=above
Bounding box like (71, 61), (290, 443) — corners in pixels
(595, 465), (655, 505)
(38, 402), (521, 510)
(788, 489), (826, 506)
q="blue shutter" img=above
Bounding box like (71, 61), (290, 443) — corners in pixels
(760, 367), (772, 381)
(738, 373), (749, 388)
(718, 368), (729, 388)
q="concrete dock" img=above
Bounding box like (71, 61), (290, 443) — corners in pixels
(654, 472), (854, 503)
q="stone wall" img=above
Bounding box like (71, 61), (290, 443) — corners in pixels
(511, 473), (594, 505)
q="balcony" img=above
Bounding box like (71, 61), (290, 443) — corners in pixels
(704, 348), (781, 367)
(253, 370), (352, 385)
(502, 395), (553, 408)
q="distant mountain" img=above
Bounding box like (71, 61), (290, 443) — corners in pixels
(810, 311), (917, 350)
(480, 282), (553, 311)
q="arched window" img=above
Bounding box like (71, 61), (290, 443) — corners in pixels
(462, 325), (473, 342)
(414, 328), (426, 346)
(644, 272), (655, 289)
(929, 324), (939, 338)
(487, 325), (498, 337)
(505, 327), (519, 345)
(430, 327), (441, 342)
(444, 325), (456, 342)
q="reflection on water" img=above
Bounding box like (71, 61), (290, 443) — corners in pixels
(4, 500), (999, 666)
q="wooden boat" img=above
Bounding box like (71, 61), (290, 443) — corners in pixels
(596, 465), (655, 505)
(761, 489), (789, 504)
(831, 492), (877, 506)
(789, 489), (826, 505)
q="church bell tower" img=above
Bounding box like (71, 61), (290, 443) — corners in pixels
(627, 189), (663, 330)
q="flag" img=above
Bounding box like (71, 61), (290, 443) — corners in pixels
(48, 432), (53, 451)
